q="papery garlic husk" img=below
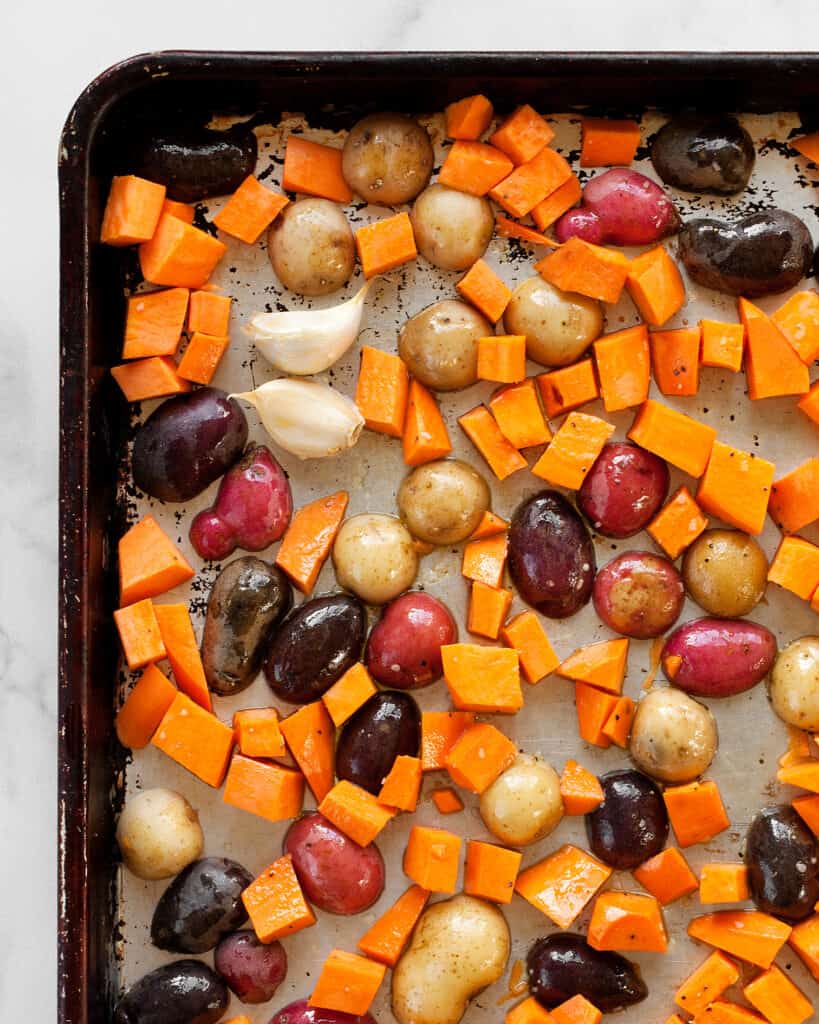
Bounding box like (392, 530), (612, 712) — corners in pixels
(231, 379), (365, 460)
(246, 281), (371, 375)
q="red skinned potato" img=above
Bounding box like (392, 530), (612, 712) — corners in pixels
(366, 591), (458, 689)
(577, 442), (669, 539)
(213, 930), (287, 1004)
(555, 168), (681, 246)
(270, 999), (377, 1024)
(189, 444), (292, 560)
(593, 551), (684, 638)
(283, 812), (385, 915)
(662, 617), (777, 697)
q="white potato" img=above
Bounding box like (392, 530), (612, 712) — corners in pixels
(267, 198), (354, 296)
(333, 513), (418, 605)
(342, 112), (433, 205)
(392, 895), (510, 1024)
(116, 788), (204, 880)
(397, 460), (490, 545)
(398, 300), (491, 392)
(504, 277), (602, 366)
(410, 184), (494, 271)
(682, 529), (768, 617)
(770, 637), (819, 731)
(629, 687), (718, 784)
(479, 755), (563, 847)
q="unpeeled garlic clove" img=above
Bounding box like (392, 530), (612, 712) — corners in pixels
(246, 281), (371, 375)
(231, 379), (364, 460)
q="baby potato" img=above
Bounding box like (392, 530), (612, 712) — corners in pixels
(769, 637), (819, 731)
(116, 788), (204, 880)
(682, 529), (768, 617)
(410, 184), (494, 271)
(398, 300), (492, 392)
(397, 460), (490, 545)
(504, 277), (602, 367)
(479, 755), (563, 847)
(332, 513), (418, 605)
(629, 688), (718, 784)
(267, 198), (355, 296)
(392, 894), (510, 1024)
(342, 112), (433, 205)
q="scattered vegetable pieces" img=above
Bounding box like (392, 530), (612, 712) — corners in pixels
(515, 844), (612, 928)
(634, 847), (699, 905)
(531, 411), (615, 489)
(213, 175), (289, 243)
(456, 258), (513, 323)
(697, 441), (775, 536)
(674, 951), (740, 1016)
(101, 174), (166, 246)
(152, 692), (234, 788)
(593, 325), (651, 412)
(358, 884), (430, 966)
(688, 910), (792, 969)
(441, 643), (523, 714)
(282, 136), (352, 203)
(580, 117), (640, 167)
(664, 780), (730, 848)
(445, 722), (517, 793)
(557, 638), (629, 694)
(276, 491), (348, 594)
(537, 359), (599, 419)
(459, 405), (529, 480)
(465, 840), (522, 903)
(699, 864), (750, 904)
(587, 890), (668, 953)
(628, 399), (717, 478)
(115, 664), (177, 750)
(648, 485), (709, 559)
(404, 825), (462, 893)
(502, 611), (559, 684)
(560, 759), (604, 815)
(123, 287), (189, 358)
(242, 854), (316, 942)
(700, 319), (744, 372)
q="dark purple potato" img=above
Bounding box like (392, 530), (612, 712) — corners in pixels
(269, 998), (378, 1024)
(214, 930), (287, 1004)
(527, 933), (647, 1012)
(577, 442), (669, 538)
(508, 490), (596, 619)
(678, 209), (814, 297)
(651, 115), (755, 195)
(132, 125), (258, 202)
(662, 617), (777, 697)
(284, 812), (385, 915)
(746, 805), (819, 921)
(114, 960), (228, 1024)
(366, 591), (457, 689)
(593, 550), (684, 639)
(202, 557), (292, 696)
(586, 769), (669, 869)
(150, 857), (252, 954)
(264, 593), (366, 704)
(132, 387), (248, 502)
(336, 691), (421, 794)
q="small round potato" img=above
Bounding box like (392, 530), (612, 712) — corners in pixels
(397, 460), (490, 545)
(410, 185), (494, 271)
(629, 688), (718, 784)
(682, 529), (768, 617)
(504, 277), (602, 366)
(392, 895), (509, 1024)
(479, 755), (563, 847)
(342, 113), (433, 205)
(116, 788), (204, 880)
(770, 637), (819, 731)
(333, 513), (418, 605)
(267, 198), (355, 296)
(398, 300), (492, 392)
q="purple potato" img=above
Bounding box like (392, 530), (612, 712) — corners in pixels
(366, 592), (458, 689)
(215, 930), (287, 1003)
(651, 115), (754, 195)
(114, 960), (228, 1024)
(132, 387), (248, 502)
(746, 805), (819, 921)
(527, 934), (647, 1012)
(269, 998), (378, 1024)
(586, 769), (669, 869)
(508, 490), (596, 619)
(336, 691), (421, 795)
(283, 813), (385, 915)
(662, 617), (777, 697)
(593, 550), (684, 639)
(577, 442), (669, 538)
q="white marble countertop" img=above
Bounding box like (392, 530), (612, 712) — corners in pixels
(0, 2), (816, 1019)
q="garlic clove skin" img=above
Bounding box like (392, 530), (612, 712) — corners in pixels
(246, 281), (371, 375)
(231, 379), (365, 460)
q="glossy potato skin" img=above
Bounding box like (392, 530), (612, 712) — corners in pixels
(270, 998), (377, 1024)
(132, 125), (257, 202)
(527, 934), (647, 1012)
(342, 113), (433, 205)
(769, 636), (819, 730)
(746, 805), (819, 921)
(682, 529), (768, 617)
(366, 592), (458, 689)
(264, 593), (366, 704)
(508, 491), (596, 619)
(268, 198), (355, 296)
(202, 557), (292, 696)
(651, 115), (755, 195)
(214, 930), (287, 1003)
(336, 691), (421, 794)
(283, 812), (385, 914)
(629, 688), (718, 785)
(585, 769), (669, 869)
(398, 300), (492, 392)
(577, 442), (669, 539)
(410, 184), (494, 271)
(114, 960), (229, 1024)
(397, 459), (490, 545)
(678, 209), (814, 296)
(150, 857), (253, 954)
(663, 617), (777, 697)
(503, 278), (602, 368)
(332, 513), (418, 606)
(132, 388), (248, 503)
(593, 551), (684, 639)
(479, 756), (563, 847)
